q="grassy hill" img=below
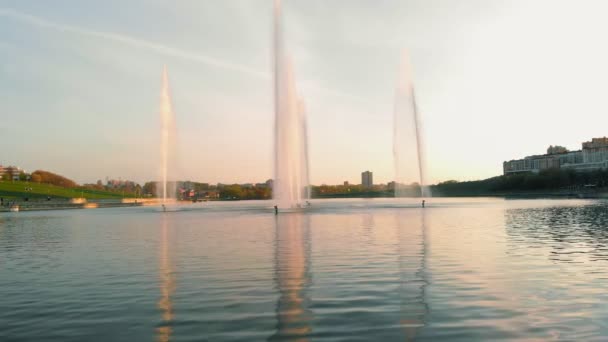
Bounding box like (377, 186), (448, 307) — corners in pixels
(0, 181), (134, 200)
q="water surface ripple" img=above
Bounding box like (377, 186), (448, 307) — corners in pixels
(2, 198), (608, 341)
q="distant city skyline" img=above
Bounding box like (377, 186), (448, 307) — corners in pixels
(4, 1), (608, 185)
(504, 136), (608, 176)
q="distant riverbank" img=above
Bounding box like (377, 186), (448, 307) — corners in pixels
(313, 191), (608, 200)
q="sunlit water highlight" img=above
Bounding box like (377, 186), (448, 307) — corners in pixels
(2, 198), (608, 341)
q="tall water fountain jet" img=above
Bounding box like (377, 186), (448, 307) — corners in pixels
(393, 54), (431, 198)
(273, 0), (311, 208)
(159, 66), (178, 204)
(299, 100), (311, 201)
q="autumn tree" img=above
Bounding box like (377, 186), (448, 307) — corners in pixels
(30, 170), (77, 188)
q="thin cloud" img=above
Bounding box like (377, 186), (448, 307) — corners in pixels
(0, 8), (268, 79)
(0, 7), (373, 107)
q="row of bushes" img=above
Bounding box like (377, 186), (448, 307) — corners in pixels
(431, 169), (608, 196)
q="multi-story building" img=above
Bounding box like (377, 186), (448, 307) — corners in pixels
(504, 137), (608, 175)
(361, 171), (373, 188)
(0, 165), (25, 181)
(580, 137), (608, 171)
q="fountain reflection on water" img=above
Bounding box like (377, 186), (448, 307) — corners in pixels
(157, 214), (175, 342)
(270, 213), (313, 340)
(395, 209), (429, 341)
(273, 0), (311, 209)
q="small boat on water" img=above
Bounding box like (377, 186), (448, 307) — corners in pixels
(9, 205), (19, 212)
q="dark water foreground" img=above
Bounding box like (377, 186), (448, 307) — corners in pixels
(2, 198), (608, 341)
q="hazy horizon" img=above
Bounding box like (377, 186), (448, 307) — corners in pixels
(3, 0), (608, 185)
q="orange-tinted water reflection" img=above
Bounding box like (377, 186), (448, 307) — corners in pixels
(270, 214), (312, 341)
(395, 209), (429, 341)
(157, 214), (175, 342)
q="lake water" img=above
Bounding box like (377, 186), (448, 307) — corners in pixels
(2, 198), (608, 341)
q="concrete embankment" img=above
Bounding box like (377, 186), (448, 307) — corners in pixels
(0, 198), (160, 212)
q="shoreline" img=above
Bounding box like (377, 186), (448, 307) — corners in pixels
(0, 198), (158, 212)
(3, 193), (607, 213)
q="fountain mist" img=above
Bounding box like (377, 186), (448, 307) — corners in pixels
(273, 0), (310, 208)
(393, 54), (431, 198)
(159, 66), (177, 203)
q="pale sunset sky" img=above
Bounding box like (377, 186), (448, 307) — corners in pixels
(3, 0), (608, 185)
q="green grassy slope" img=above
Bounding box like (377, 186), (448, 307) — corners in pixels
(0, 181), (132, 199)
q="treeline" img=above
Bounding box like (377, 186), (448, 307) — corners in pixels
(431, 169), (608, 196)
(22, 168), (608, 200)
(142, 181), (213, 197)
(219, 185), (271, 200)
(141, 181), (272, 200)
(30, 170), (77, 188)
(82, 181), (141, 196)
(312, 184), (394, 198)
